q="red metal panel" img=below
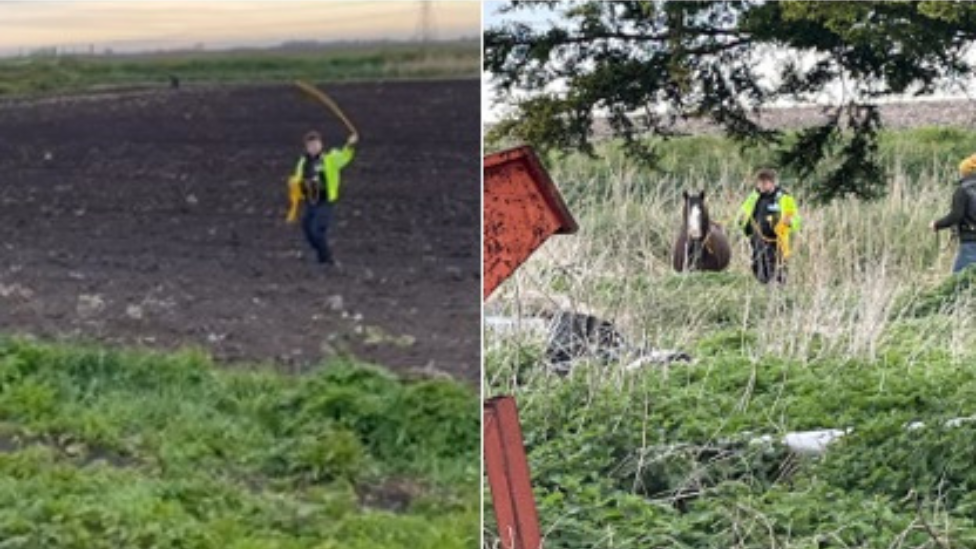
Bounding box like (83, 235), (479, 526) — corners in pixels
(483, 146), (578, 299)
(484, 396), (543, 549)
(484, 145), (576, 547)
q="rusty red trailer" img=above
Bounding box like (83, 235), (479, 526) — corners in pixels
(483, 145), (577, 549)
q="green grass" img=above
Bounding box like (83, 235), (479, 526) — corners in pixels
(488, 339), (976, 547)
(0, 337), (478, 548)
(0, 41), (479, 97)
(486, 129), (976, 547)
(487, 342), (976, 548)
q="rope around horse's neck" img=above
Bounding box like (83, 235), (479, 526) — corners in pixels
(694, 214), (779, 248)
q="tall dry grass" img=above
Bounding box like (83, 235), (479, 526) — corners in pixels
(486, 130), (976, 369)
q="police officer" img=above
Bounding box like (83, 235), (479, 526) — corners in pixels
(737, 168), (801, 284)
(290, 130), (358, 265)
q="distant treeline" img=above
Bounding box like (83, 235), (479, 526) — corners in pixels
(0, 40), (479, 97)
(7, 38), (479, 60)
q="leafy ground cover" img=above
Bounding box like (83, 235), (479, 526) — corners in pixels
(0, 338), (479, 548)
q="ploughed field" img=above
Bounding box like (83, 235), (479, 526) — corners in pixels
(0, 80), (480, 380)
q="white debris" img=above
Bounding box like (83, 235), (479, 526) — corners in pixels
(782, 429), (850, 456)
(945, 416), (976, 428)
(325, 295), (344, 312)
(76, 294), (105, 318)
(774, 415), (975, 458)
(125, 304), (144, 320)
(484, 315), (548, 338)
(907, 415), (976, 431)
(487, 311), (693, 371)
(624, 350), (694, 371)
(0, 283), (34, 300)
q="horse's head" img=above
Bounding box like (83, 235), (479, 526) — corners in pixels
(682, 190), (709, 240)
(675, 189), (731, 273)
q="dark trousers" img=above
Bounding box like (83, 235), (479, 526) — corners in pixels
(301, 201), (334, 263)
(751, 236), (786, 284)
(955, 241), (976, 273)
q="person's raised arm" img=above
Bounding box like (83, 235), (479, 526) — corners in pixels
(334, 133), (358, 169)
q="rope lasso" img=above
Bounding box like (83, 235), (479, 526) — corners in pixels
(744, 216), (794, 260)
(286, 81), (361, 223)
(294, 80), (359, 137)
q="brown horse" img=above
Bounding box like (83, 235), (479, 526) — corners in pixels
(672, 190), (731, 272)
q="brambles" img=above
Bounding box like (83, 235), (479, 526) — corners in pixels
(485, 129), (976, 547)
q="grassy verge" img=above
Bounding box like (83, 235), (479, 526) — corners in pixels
(0, 41), (479, 97)
(485, 129), (976, 547)
(0, 337), (478, 548)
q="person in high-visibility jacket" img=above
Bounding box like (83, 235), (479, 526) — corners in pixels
(287, 130), (358, 265)
(930, 153), (976, 273)
(737, 168), (801, 284)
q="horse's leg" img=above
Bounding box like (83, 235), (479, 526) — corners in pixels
(689, 240), (702, 271)
(673, 236), (688, 272)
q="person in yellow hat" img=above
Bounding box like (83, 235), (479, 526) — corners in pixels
(930, 154), (976, 273)
(736, 168), (801, 284)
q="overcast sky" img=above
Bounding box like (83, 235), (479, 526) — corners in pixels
(0, 1), (481, 56)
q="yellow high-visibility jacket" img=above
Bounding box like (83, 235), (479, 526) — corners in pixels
(737, 188), (801, 258)
(286, 146), (355, 222)
(293, 146), (356, 204)
(737, 188), (801, 235)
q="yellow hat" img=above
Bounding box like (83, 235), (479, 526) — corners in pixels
(961, 154), (976, 177)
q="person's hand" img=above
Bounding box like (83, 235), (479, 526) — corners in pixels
(929, 220), (937, 232)
(347, 133), (359, 147)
